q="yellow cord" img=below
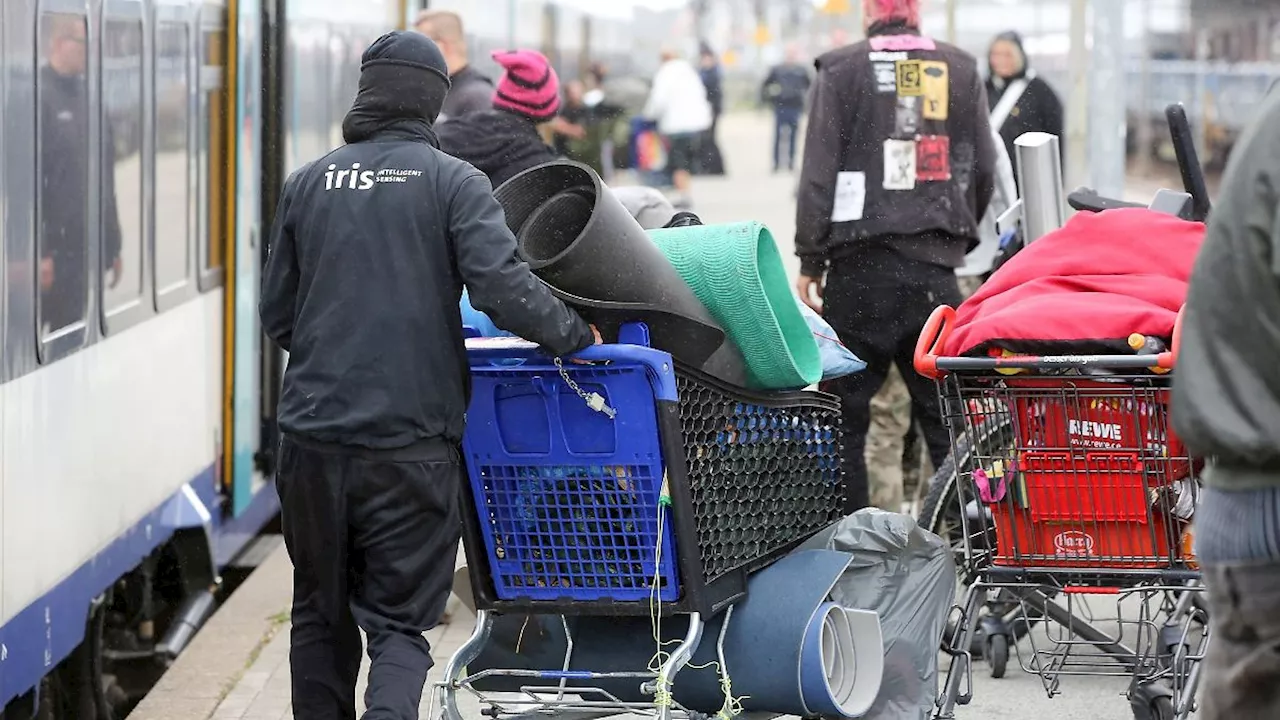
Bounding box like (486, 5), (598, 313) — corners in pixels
(647, 496), (747, 716)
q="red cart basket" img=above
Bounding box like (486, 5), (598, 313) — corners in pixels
(914, 304), (1208, 720)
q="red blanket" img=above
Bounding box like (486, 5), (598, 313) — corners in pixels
(945, 208), (1205, 357)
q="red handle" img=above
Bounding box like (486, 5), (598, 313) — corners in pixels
(913, 305), (956, 380)
(1155, 304), (1185, 371)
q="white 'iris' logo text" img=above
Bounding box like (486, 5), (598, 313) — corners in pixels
(324, 163), (424, 191)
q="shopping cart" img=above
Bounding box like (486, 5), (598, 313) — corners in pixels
(432, 330), (845, 720)
(913, 304), (1209, 720)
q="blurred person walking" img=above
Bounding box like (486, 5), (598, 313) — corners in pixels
(437, 50), (562, 190)
(986, 30), (1063, 186)
(697, 42), (726, 176)
(1173, 84), (1280, 720)
(794, 0), (997, 513)
(260, 32), (596, 720)
(761, 43), (812, 173)
(642, 48), (713, 210)
(416, 10), (494, 122)
(553, 79), (622, 178)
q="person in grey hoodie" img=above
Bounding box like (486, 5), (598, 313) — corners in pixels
(1173, 85), (1280, 720)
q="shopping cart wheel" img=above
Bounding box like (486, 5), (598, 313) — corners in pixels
(1129, 683), (1176, 720)
(985, 633), (1009, 679)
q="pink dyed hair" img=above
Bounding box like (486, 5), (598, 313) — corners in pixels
(866, 0), (921, 27)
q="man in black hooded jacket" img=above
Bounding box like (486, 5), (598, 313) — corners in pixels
(794, 0), (996, 514)
(260, 31), (596, 720)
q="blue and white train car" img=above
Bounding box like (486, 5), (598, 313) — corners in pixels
(0, 0), (651, 716)
(0, 0), (398, 716)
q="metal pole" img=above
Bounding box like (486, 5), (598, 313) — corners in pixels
(1016, 132), (1067, 244)
(1065, 0), (1089, 191)
(1136, 0), (1153, 175)
(1089, 0), (1127, 199)
(1194, 27), (1210, 164)
(507, 0), (517, 48)
(946, 0), (957, 46)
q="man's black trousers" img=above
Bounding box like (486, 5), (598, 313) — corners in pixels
(822, 249), (962, 514)
(276, 434), (462, 720)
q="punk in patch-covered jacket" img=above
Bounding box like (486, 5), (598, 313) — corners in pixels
(795, 21), (997, 276)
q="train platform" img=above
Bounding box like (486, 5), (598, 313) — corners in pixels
(127, 112), (1202, 720)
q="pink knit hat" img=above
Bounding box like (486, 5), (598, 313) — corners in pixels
(491, 49), (561, 121)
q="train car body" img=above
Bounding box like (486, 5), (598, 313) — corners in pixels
(0, 0), (643, 716)
(0, 0), (395, 716)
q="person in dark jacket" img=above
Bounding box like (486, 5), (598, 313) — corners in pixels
(415, 10), (494, 122)
(794, 0), (996, 513)
(1172, 86), (1280, 720)
(761, 43), (812, 172)
(437, 50), (561, 190)
(259, 32), (595, 720)
(697, 42), (726, 176)
(38, 15), (123, 335)
(986, 30), (1063, 184)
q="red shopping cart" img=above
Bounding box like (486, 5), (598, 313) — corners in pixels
(914, 306), (1208, 720)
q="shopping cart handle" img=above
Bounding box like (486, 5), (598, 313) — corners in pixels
(465, 337), (656, 364)
(913, 305), (956, 380)
(912, 303), (1186, 375)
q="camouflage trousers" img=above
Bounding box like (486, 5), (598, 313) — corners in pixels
(865, 275), (983, 511)
(865, 366), (915, 512)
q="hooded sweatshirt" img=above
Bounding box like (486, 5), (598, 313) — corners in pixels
(437, 110), (558, 190)
(985, 31), (1064, 174)
(260, 31), (592, 450)
(1173, 87), (1280, 562)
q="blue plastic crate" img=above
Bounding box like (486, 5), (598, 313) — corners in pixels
(463, 339), (681, 604)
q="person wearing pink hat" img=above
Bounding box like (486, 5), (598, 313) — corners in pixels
(437, 49), (564, 189)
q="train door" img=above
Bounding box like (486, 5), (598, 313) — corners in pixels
(0, 0), (7, 641)
(225, 0), (264, 515)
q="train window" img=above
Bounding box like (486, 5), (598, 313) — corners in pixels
(102, 14), (145, 318)
(155, 20), (192, 299)
(198, 15), (227, 289)
(36, 10), (91, 341)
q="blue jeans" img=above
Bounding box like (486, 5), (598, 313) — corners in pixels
(773, 106), (802, 171)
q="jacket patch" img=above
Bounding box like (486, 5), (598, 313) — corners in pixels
(831, 171), (867, 222)
(883, 139), (917, 190)
(895, 60), (923, 96)
(894, 95), (922, 137)
(873, 62), (898, 93)
(952, 142), (975, 193)
(920, 61), (950, 120)
(870, 35), (938, 52)
(917, 135), (952, 182)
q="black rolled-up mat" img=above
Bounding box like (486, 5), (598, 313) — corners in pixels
(493, 160), (749, 387)
(468, 550), (884, 717)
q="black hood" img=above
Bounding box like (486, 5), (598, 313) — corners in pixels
(342, 31), (451, 146)
(436, 109), (555, 189)
(989, 30), (1030, 85)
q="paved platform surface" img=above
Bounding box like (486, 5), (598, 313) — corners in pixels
(129, 111), (1201, 720)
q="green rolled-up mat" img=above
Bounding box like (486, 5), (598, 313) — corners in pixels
(647, 221), (822, 390)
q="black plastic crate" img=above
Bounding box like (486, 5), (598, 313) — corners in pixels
(459, 342), (845, 617)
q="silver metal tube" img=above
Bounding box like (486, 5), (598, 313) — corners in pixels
(1015, 132), (1067, 245)
(1089, 0), (1127, 200)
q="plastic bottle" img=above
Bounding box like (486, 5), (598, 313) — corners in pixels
(1128, 334), (1172, 374)
(1180, 521), (1199, 571)
(1127, 333), (1167, 355)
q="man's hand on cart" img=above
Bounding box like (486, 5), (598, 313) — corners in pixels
(570, 324), (605, 364)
